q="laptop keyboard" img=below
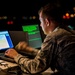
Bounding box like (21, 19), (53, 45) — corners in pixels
(0, 51), (34, 63)
(0, 53), (15, 63)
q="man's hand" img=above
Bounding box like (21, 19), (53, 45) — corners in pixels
(15, 41), (34, 53)
(5, 48), (19, 58)
(15, 41), (28, 51)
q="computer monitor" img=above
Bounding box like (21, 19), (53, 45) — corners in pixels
(0, 31), (14, 51)
(22, 24), (42, 49)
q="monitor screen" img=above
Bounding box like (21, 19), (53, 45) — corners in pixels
(0, 31), (14, 51)
(22, 24), (42, 49)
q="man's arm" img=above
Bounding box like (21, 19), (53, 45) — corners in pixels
(15, 41), (39, 56)
(14, 50), (47, 74)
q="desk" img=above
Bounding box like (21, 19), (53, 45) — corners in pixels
(22, 68), (54, 75)
(0, 59), (19, 75)
(0, 60), (18, 70)
(0, 60), (56, 75)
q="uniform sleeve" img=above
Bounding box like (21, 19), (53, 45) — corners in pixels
(27, 48), (39, 56)
(14, 37), (54, 74)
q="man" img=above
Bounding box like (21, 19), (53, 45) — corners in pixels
(5, 3), (75, 75)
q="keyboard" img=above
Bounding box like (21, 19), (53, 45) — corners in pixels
(0, 53), (15, 63)
(0, 51), (34, 63)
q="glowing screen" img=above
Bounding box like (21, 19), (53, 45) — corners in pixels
(22, 24), (42, 49)
(0, 31), (13, 51)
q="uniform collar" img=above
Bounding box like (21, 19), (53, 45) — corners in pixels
(48, 27), (59, 36)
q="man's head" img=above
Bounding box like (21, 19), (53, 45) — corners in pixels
(38, 3), (63, 35)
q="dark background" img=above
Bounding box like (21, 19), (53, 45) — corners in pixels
(0, 0), (75, 32)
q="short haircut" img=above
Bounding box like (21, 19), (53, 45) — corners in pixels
(38, 3), (64, 23)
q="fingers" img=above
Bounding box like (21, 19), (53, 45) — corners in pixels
(5, 49), (10, 56)
(5, 49), (11, 54)
(15, 41), (28, 50)
(5, 49), (18, 58)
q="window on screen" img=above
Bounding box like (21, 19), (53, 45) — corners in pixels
(0, 31), (13, 50)
(22, 24), (42, 49)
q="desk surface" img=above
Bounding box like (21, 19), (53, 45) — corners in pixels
(0, 59), (56, 75)
(0, 60), (18, 70)
(21, 69), (54, 75)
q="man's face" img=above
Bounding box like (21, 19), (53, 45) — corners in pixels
(39, 12), (48, 35)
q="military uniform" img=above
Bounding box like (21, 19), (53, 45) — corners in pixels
(14, 27), (75, 75)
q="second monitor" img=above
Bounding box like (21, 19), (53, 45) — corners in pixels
(22, 24), (42, 49)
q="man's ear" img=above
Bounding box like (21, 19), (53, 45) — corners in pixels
(45, 18), (50, 26)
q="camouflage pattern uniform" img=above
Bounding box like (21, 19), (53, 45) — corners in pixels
(14, 28), (75, 75)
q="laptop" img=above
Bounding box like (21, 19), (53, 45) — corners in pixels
(8, 31), (29, 47)
(0, 31), (29, 63)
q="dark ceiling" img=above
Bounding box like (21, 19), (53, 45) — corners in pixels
(0, 0), (75, 16)
(0, 0), (74, 31)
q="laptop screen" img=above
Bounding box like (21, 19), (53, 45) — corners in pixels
(0, 31), (14, 51)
